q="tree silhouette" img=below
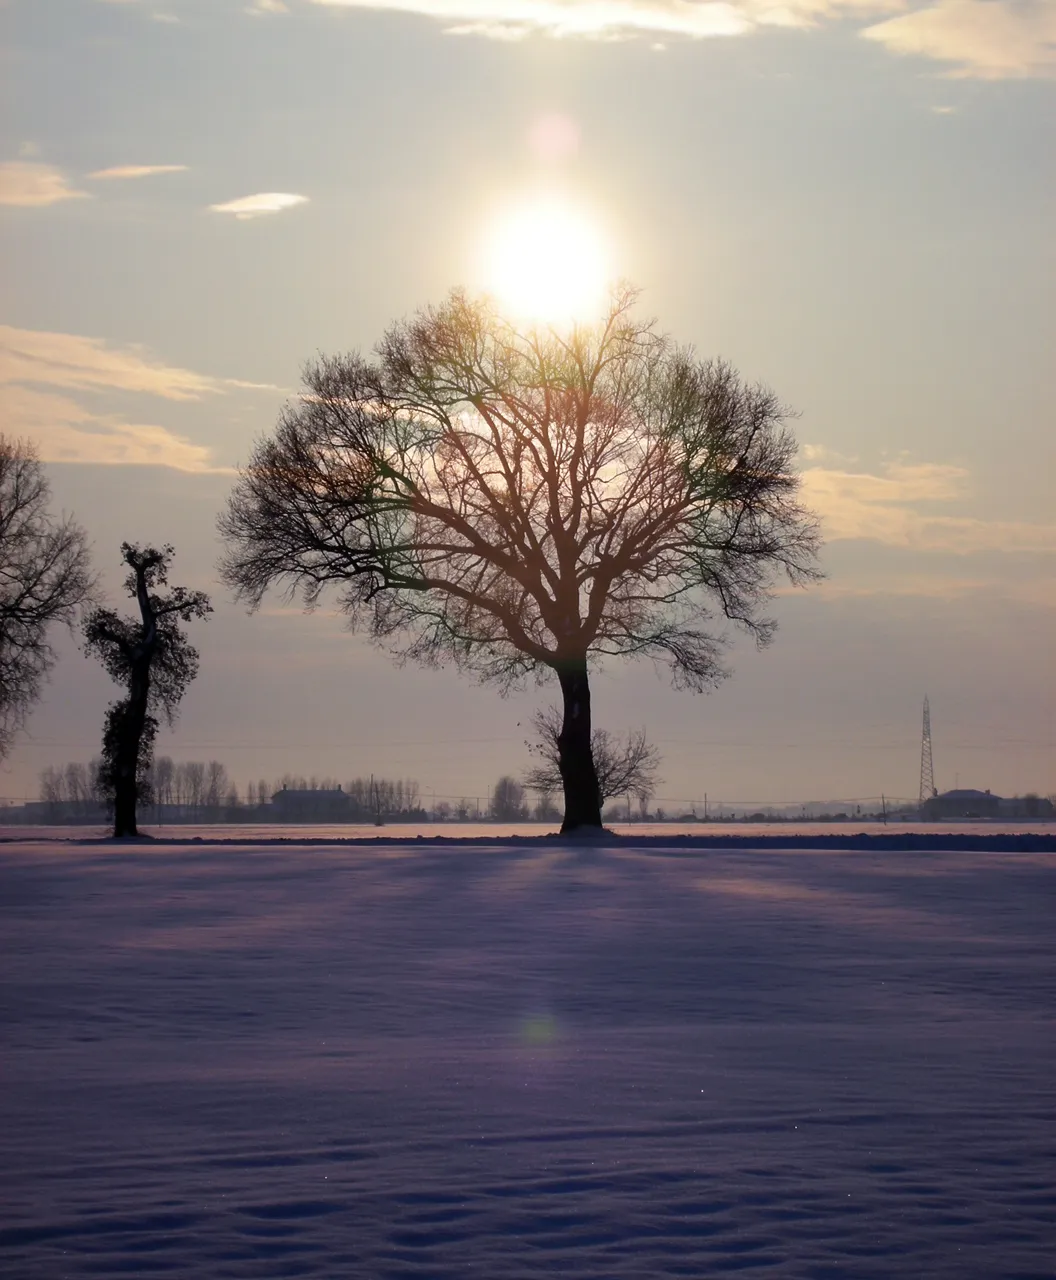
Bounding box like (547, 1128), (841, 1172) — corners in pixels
(491, 775), (527, 822)
(0, 436), (94, 759)
(525, 706), (661, 808)
(220, 288), (821, 831)
(83, 544), (210, 837)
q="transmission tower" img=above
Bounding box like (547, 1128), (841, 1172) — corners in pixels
(919, 695), (936, 804)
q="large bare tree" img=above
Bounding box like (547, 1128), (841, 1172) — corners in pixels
(220, 288), (821, 831)
(0, 436), (94, 759)
(83, 544), (210, 838)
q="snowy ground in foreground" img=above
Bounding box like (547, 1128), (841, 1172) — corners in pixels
(2, 843), (1054, 1279)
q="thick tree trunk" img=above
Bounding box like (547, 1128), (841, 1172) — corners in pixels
(556, 659), (602, 832)
(112, 664), (149, 838)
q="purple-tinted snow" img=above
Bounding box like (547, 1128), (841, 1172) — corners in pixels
(1, 841), (1054, 1278)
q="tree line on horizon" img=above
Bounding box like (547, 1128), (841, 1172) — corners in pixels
(35, 759), (424, 822)
(31, 758), (582, 824)
(2, 286), (822, 837)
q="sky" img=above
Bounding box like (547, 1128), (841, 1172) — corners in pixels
(1, 0), (1053, 810)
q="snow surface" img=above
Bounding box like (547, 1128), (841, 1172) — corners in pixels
(2, 840), (1054, 1278)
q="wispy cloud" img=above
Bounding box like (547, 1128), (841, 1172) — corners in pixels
(0, 383), (218, 471)
(290, 0), (1055, 77)
(210, 192), (309, 219)
(799, 575), (1056, 607)
(0, 161), (89, 208)
(865, 0), (1056, 79)
(88, 164), (188, 180)
(0, 326), (222, 401)
(306, 0), (753, 39)
(0, 326), (274, 471)
(801, 461), (1056, 554)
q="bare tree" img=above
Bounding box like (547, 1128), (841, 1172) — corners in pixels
(39, 765), (64, 816)
(153, 755), (175, 810)
(83, 544), (211, 838)
(205, 760), (228, 812)
(0, 436), (94, 759)
(220, 289), (820, 831)
(524, 705), (662, 806)
(491, 775), (526, 822)
(532, 790), (562, 822)
(182, 761), (206, 819)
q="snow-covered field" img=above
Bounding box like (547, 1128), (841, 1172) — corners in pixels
(2, 840), (1054, 1278)
(3, 820), (1055, 844)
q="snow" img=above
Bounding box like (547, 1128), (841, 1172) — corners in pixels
(2, 838), (1054, 1278)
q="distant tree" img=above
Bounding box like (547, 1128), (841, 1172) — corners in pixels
(524, 706), (662, 810)
(153, 755), (175, 810)
(532, 790), (562, 823)
(39, 765), (64, 816)
(205, 760), (228, 812)
(0, 436), (94, 759)
(219, 289), (820, 832)
(491, 775), (527, 822)
(83, 544), (210, 838)
(182, 762), (206, 817)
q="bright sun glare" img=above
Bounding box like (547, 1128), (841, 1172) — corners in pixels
(481, 196), (611, 328)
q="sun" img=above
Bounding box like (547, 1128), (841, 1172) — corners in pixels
(481, 195), (611, 328)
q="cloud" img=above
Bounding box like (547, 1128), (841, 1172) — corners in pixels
(306, 0), (753, 39)
(801, 461), (1056, 554)
(0, 383), (219, 471)
(291, 0), (1055, 76)
(865, 0), (1056, 79)
(88, 164), (188, 180)
(0, 326), (276, 471)
(0, 161), (89, 208)
(246, 0), (290, 12)
(803, 575), (1056, 607)
(0, 326), (222, 401)
(209, 192), (309, 219)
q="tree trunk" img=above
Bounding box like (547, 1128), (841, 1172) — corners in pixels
(112, 664), (149, 838)
(556, 659), (602, 832)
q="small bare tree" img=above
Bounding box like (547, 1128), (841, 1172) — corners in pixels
(83, 544), (210, 838)
(491, 775), (527, 822)
(220, 289), (820, 831)
(525, 705), (662, 807)
(0, 436), (94, 759)
(205, 760), (228, 812)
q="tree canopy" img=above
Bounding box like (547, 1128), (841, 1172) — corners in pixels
(0, 435), (94, 759)
(220, 287), (821, 830)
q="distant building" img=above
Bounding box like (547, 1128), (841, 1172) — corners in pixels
(269, 785), (352, 822)
(922, 789), (1053, 821)
(922, 788), (1001, 820)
